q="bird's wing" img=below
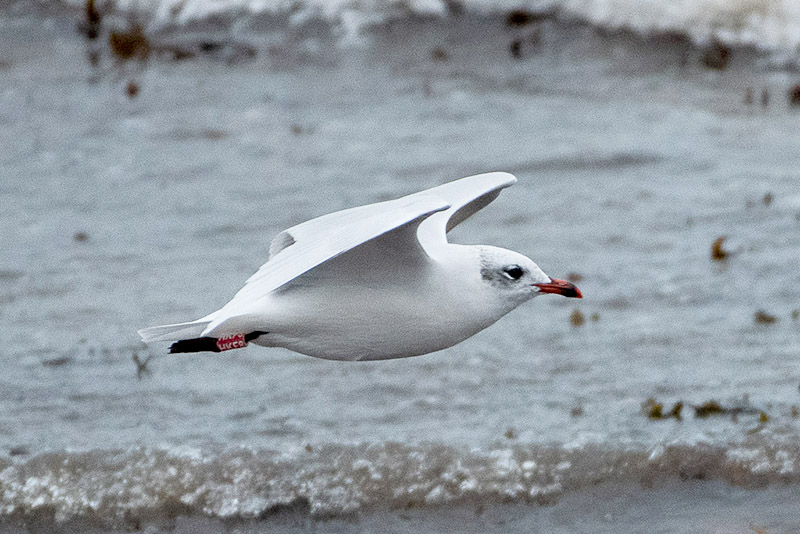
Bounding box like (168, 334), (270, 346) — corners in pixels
(213, 193), (450, 315)
(415, 171), (517, 251)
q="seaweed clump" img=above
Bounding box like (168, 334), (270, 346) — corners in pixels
(430, 47), (448, 62)
(506, 10), (537, 28)
(754, 310), (778, 324)
(84, 0), (101, 40)
(790, 84), (800, 107)
(701, 41), (731, 70)
(642, 398), (683, 420)
(73, 231), (89, 242)
(644, 398), (769, 425)
(109, 25), (150, 62)
(692, 401), (725, 418)
(691, 400), (766, 425)
(126, 81), (139, 98)
(711, 236), (728, 261)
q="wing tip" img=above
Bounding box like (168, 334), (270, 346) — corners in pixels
(137, 327), (156, 343)
(475, 171), (517, 187)
(137, 320), (212, 343)
(433, 171), (518, 194)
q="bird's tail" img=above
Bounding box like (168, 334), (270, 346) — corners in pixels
(138, 320), (212, 344)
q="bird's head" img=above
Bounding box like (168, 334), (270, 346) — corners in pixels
(477, 246), (582, 307)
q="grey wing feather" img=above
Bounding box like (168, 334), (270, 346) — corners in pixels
(207, 171), (515, 327)
(216, 194), (450, 313)
(416, 171), (517, 250)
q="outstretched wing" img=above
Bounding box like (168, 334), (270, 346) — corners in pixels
(416, 172), (517, 251)
(256, 171), (516, 298)
(212, 193), (450, 316)
(203, 171), (515, 333)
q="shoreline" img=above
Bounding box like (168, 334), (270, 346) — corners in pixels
(1, 480), (799, 533)
(6, 1), (799, 73)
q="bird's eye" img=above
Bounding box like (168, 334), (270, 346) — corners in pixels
(502, 265), (524, 280)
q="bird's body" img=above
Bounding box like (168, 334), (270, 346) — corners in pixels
(246, 244), (517, 360)
(139, 172), (581, 360)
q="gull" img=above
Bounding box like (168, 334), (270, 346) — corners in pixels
(138, 172), (582, 361)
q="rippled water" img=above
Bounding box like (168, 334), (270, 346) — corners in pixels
(1, 4), (800, 531)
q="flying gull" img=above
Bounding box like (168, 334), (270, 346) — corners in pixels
(138, 172), (582, 361)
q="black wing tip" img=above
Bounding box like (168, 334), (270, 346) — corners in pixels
(168, 332), (268, 354)
(246, 331), (269, 341)
(169, 337), (220, 354)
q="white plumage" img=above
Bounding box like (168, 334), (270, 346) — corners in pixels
(138, 172), (581, 360)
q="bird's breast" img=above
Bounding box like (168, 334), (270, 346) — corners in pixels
(255, 280), (498, 361)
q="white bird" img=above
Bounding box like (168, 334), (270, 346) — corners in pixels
(138, 172), (581, 361)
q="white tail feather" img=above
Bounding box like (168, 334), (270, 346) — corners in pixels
(138, 320), (212, 343)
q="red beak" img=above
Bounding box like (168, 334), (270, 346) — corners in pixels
(533, 278), (582, 298)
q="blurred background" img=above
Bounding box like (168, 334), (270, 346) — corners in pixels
(1, 0), (800, 531)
